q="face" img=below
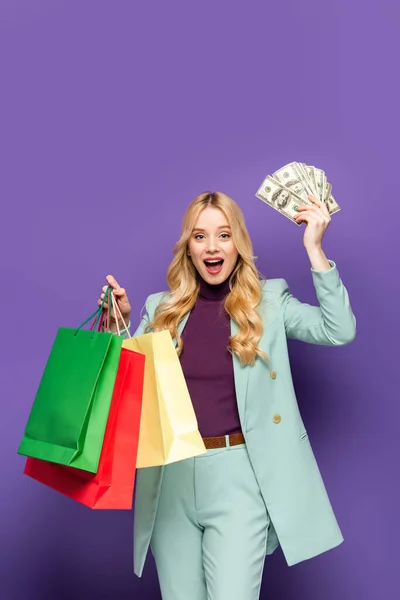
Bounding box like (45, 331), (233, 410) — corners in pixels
(280, 190), (289, 200)
(187, 206), (239, 285)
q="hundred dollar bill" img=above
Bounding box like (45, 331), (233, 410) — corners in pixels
(272, 162), (314, 204)
(296, 162), (312, 192)
(322, 171), (327, 202)
(323, 183), (341, 215)
(324, 182), (332, 204)
(326, 195), (340, 215)
(312, 166), (325, 201)
(300, 163), (319, 197)
(302, 166), (340, 213)
(255, 175), (307, 226)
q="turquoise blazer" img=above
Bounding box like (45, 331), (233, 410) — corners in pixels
(126, 259), (356, 577)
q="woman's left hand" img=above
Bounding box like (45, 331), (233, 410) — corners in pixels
(294, 195), (331, 250)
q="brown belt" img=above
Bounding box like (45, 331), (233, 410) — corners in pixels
(202, 431), (245, 450)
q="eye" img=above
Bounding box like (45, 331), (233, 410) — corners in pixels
(220, 233), (230, 239)
(194, 234), (204, 240)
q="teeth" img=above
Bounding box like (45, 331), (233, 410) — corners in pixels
(205, 260), (222, 264)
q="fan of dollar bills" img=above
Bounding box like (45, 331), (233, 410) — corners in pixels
(255, 162), (340, 226)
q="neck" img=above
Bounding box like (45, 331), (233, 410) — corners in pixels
(198, 274), (231, 301)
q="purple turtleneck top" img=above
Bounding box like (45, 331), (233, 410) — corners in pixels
(179, 275), (242, 438)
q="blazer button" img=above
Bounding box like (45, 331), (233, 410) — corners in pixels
(270, 370), (277, 379)
(273, 414), (281, 424)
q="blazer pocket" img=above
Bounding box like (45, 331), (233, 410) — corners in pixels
(300, 430), (308, 441)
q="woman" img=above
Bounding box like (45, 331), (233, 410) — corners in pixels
(97, 191), (356, 600)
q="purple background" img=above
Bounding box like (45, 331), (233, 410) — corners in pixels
(1, 1), (397, 598)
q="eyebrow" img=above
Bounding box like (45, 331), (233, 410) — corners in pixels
(192, 225), (231, 232)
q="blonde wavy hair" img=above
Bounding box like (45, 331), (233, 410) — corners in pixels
(144, 191), (269, 367)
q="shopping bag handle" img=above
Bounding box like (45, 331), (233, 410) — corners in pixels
(74, 285), (112, 337)
(91, 286), (112, 333)
(109, 291), (131, 338)
(90, 308), (106, 332)
(95, 288), (112, 333)
(89, 292), (117, 334)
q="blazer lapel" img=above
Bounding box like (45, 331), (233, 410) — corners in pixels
(174, 311), (249, 429)
(175, 310), (191, 343)
(230, 317), (250, 427)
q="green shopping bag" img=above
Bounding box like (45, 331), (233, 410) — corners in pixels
(18, 287), (123, 473)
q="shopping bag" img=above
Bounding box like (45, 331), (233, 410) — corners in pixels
(123, 330), (207, 467)
(24, 345), (145, 509)
(18, 287), (123, 473)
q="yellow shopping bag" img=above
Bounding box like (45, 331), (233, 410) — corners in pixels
(123, 330), (207, 467)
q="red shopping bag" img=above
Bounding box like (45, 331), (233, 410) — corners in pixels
(24, 346), (145, 509)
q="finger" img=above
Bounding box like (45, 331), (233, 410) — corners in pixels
(308, 195), (329, 214)
(106, 274), (120, 290)
(296, 204), (320, 212)
(296, 205), (327, 219)
(294, 208), (312, 219)
(297, 203), (321, 212)
(308, 194), (323, 206)
(98, 299), (109, 309)
(295, 216), (328, 227)
(99, 292), (113, 305)
(294, 211), (318, 222)
(112, 287), (126, 297)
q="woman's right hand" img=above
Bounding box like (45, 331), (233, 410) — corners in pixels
(97, 274), (131, 332)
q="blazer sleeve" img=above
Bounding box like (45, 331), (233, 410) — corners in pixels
(131, 296), (151, 338)
(279, 259), (356, 345)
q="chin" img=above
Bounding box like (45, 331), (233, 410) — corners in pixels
(206, 268), (228, 283)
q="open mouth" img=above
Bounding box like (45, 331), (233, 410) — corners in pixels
(204, 259), (224, 274)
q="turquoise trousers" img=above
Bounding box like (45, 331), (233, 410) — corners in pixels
(149, 440), (271, 600)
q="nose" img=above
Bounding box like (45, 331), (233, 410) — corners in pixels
(205, 235), (220, 252)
